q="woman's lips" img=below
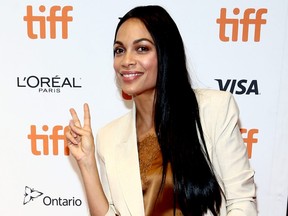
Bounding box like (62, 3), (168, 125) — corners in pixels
(119, 71), (143, 81)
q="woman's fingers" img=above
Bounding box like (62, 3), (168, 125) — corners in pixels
(66, 128), (79, 145)
(65, 103), (95, 162)
(67, 103), (92, 145)
(69, 108), (82, 128)
(83, 103), (91, 130)
(69, 120), (86, 139)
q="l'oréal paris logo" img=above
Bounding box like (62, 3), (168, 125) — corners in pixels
(17, 75), (82, 93)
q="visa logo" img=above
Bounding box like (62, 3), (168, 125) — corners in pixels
(215, 79), (259, 95)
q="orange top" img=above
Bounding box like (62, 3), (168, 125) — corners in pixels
(137, 128), (183, 216)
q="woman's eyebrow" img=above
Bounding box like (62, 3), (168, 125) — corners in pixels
(114, 41), (123, 46)
(113, 38), (154, 46)
(133, 38), (154, 45)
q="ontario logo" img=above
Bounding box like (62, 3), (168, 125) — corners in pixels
(23, 186), (43, 205)
(23, 186), (82, 206)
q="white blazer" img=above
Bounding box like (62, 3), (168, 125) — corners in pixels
(96, 89), (257, 216)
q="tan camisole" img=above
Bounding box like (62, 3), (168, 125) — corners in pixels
(137, 128), (183, 216)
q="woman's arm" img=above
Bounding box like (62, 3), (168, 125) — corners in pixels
(214, 93), (257, 215)
(66, 103), (109, 215)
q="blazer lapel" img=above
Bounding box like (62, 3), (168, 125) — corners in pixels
(116, 104), (145, 215)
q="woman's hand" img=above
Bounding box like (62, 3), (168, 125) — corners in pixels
(66, 103), (110, 215)
(66, 103), (95, 163)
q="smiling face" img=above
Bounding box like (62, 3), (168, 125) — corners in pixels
(113, 18), (158, 99)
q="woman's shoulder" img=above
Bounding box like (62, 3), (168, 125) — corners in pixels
(194, 88), (239, 119)
(99, 110), (133, 134)
(96, 110), (134, 155)
(194, 88), (235, 109)
(194, 88), (232, 101)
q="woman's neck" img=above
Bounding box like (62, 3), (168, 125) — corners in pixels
(134, 91), (155, 137)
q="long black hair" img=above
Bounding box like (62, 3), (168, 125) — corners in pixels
(114, 5), (223, 215)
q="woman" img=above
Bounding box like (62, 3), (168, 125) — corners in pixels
(66, 5), (257, 216)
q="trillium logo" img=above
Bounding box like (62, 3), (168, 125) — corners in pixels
(23, 186), (43, 205)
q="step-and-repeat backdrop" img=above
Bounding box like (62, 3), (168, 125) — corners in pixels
(1, 0), (287, 215)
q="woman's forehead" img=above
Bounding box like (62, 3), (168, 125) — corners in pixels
(116, 18), (152, 41)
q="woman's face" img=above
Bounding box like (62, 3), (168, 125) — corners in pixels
(113, 18), (158, 98)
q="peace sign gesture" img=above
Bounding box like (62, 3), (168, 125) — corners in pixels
(66, 103), (95, 163)
(65, 104), (109, 214)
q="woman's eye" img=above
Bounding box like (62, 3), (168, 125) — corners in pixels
(114, 47), (124, 55)
(137, 46), (149, 52)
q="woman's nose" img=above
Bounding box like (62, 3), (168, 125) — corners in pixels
(121, 51), (136, 67)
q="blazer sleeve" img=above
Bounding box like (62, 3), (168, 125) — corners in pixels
(96, 133), (120, 216)
(98, 156), (119, 216)
(210, 92), (257, 215)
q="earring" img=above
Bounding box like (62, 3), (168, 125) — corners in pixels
(122, 90), (132, 100)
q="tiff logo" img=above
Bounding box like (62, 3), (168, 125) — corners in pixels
(28, 125), (70, 156)
(240, 128), (258, 159)
(216, 8), (267, 42)
(23, 5), (73, 39)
